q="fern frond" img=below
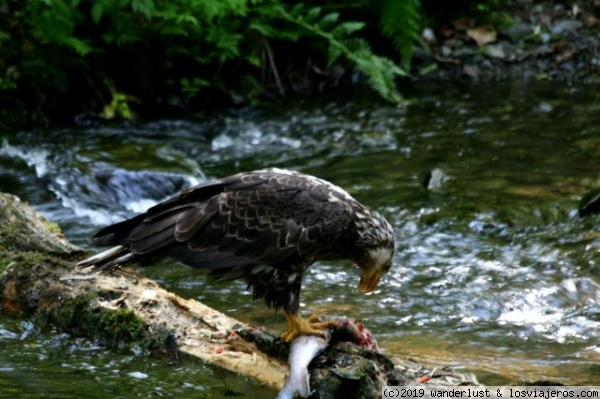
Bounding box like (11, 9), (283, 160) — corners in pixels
(278, 6), (406, 103)
(379, 0), (423, 70)
(344, 40), (405, 102)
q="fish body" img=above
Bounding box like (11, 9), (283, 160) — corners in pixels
(275, 316), (379, 398)
(276, 334), (329, 399)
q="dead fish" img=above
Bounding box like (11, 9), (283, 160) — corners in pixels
(275, 316), (379, 399)
(276, 332), (330, 399)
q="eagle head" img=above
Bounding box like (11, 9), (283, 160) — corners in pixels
(353, 207), (395, 293)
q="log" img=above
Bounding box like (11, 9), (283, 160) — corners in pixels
(0, 192), (480, 398)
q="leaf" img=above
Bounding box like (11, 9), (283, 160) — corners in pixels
(466, 26), (497, 46)
(91, 3), (104, 25)
(62, 36), (93, 55)
(379, 0), (423, 70)
(176, 14), (198, 26)
(131, 0), (155, 19)
(327, 44), (343, 67)
(318, 12), (339, 30)
(288, 3), (304, 18)
(246, 53), (261, 67)
(278, 2), (406, 103)
(249, 21), (277, 37)
(335, 21), (365, 37)
(306, 6), (321, 21)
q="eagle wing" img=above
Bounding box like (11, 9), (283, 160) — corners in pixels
(92, 170), (354, 273)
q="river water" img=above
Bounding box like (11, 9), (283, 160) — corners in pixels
(1, 82), (599, 397)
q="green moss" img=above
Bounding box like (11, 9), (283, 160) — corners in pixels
(99, 308), (148, 343)
(0, 195), (31, 253)
(46, 293), (149, 349)
(44, 220), (63, 235)
(0, 224), (18, 254)
(0, 256), (11, 274)
(19, 251), (46, 268)
(0, 251), (47, 274)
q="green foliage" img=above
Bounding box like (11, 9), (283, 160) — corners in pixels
(275, 3), (406, 103)
(0, 0), (420, 125)
(379, 0), (423, 71)
(28, 0), (92, 55)
(101, 91), (137, 120)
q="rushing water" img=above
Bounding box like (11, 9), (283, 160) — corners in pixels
(1, 82), (599, 396)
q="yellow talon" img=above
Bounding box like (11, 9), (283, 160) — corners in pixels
(281, 312), (337, 343)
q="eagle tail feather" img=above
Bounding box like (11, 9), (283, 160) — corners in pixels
(77, 245), (134, 271)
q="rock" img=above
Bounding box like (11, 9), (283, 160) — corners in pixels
(412, 47), (433, 63)
(540, 32), (552, 44)
(453, 47), (476, 58)
(424, 168), (450, 191)
(484, 44), (506, 59)
(500, 23), (533, 43)
(422, 28), (436, 43)
(463, 64), (480, 79)
(413, 0), (599, 85)
(551, 20), (583, 35)
(533, 44), (553, 55)
(531, 4), (545, 14)
(537, 102), (553, 113)
(441, 45), (453, 57)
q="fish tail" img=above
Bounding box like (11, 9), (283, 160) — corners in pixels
(276, 368), (310, 399)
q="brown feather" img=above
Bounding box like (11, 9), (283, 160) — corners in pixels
(81, 168), (396, 313)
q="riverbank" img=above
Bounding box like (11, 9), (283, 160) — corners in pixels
(415, 0), (599, 82)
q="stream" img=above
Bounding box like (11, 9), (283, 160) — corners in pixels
(1, 81), (599, 397)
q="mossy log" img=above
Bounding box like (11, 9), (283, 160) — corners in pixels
(0, 192), (480, 398)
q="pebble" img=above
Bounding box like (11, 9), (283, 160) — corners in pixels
(422, 28), (436, 43)
(500, 23), (533, 42)
(540, 32), (551, 44)
(551, 20), (582, 35)
(127, 371), (149, 379)
(531, 4), (545, 13)
(453, 48), (476, 58)
(424, 168), (450, 191)
(414, 0), (597, 82)
(484, 44), (506, 59)
(537, 102), (553, 113)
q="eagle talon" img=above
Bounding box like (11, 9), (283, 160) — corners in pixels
(281, 312), (337, 343)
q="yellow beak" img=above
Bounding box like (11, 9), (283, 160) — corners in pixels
(358, 268), (384, 293)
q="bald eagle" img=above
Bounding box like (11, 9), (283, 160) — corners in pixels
(78, 168), (396, 342)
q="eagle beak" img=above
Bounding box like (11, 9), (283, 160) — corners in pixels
(358, 268), (384, 293)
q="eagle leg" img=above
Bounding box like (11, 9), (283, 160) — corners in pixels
(281, 311), (337, 343)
